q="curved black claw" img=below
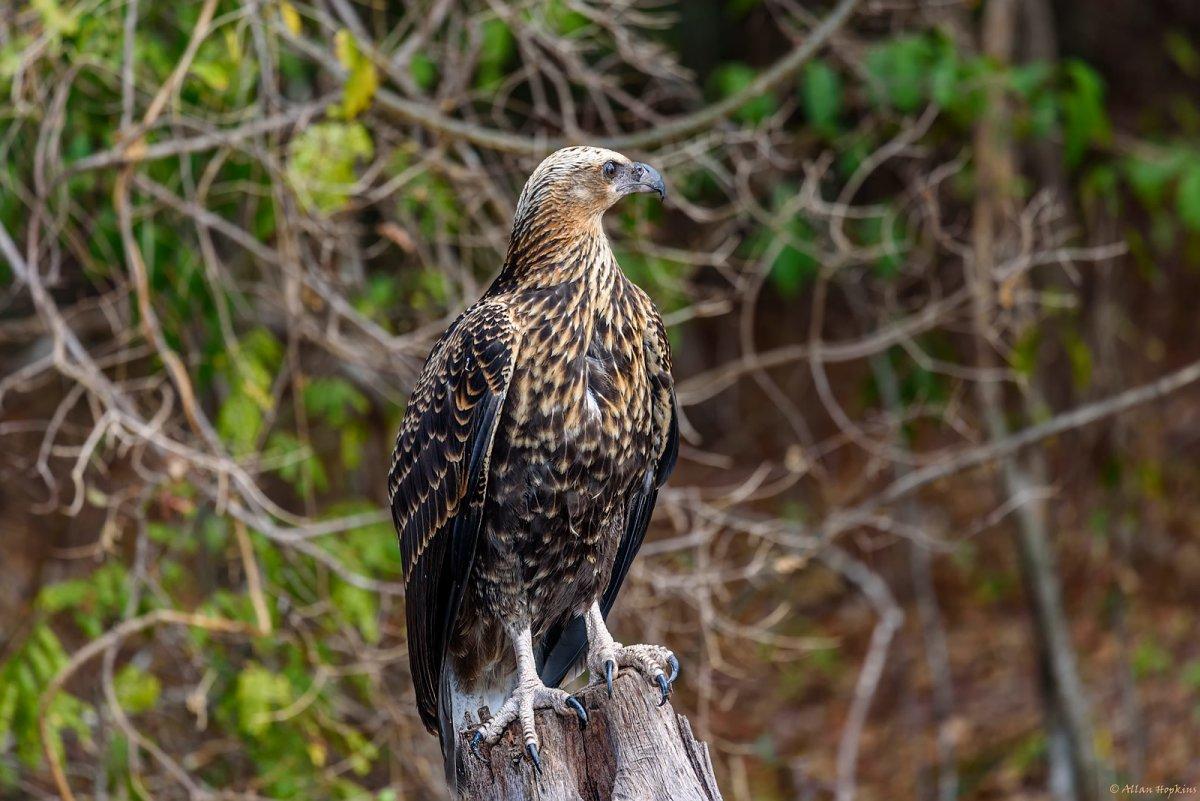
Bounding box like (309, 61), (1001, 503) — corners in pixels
(666, 654), (680, 685)
(469, 730), (484, 757)
(566, 696), (588, 730)
(526, 743), (543, 776)
(604, 660), (615, 698)
(656, 673), (671, 706)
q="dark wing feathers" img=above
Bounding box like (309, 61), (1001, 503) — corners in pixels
(538, 315), (678, 687)
(389, 300), (516, 733)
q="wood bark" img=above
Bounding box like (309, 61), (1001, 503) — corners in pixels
(457, 673), (723, 801)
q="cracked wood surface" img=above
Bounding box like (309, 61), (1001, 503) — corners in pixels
(457, 672), (723, 801)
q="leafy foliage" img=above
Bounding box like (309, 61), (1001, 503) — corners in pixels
(286, 122), (375, 213)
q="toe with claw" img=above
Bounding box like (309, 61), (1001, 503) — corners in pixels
(588, 641), (680, 703)
(526, 743), (543, 776)
(566, 696), (588, 729)
(655, 673), (671, 706)
(467, 679), (583, 771)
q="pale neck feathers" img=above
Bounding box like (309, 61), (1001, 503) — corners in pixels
(497, 187), (613, 288)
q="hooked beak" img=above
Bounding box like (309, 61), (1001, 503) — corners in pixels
(619, 162), (667, 201)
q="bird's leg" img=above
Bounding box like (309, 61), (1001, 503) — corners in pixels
(583, 601), (679, 705)
(470, 624), (587, 771)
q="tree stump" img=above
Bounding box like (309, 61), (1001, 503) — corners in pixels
(458, 672), (723, 801)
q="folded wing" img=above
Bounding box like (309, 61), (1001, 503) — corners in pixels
(388, 300), (517, 733)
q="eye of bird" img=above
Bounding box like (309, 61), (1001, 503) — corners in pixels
(602, 160), (618, 180)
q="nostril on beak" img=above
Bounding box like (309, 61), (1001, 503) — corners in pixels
(623, 162), (666, 200)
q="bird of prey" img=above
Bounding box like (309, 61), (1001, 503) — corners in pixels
(388, 146), (679, 784)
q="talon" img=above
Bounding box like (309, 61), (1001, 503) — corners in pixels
(667, 654), (680, 684)
(567, 696), (588, 729)
(656, 673), (671, 706)
(470, 730), (484, 757)
(526, 742), (543, 775)
(604, 660), (615, 698)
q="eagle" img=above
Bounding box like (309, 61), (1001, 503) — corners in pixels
(387, 146), (679, 784)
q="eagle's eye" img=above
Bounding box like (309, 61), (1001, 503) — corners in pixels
(602, 160), (618, 180)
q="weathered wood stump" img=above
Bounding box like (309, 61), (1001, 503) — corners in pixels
(458, 672), (723, 801)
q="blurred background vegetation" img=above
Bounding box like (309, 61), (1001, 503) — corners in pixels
(2, 1), (1200, 800)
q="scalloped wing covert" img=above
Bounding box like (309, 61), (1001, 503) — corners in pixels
(387, 299), (517, 732)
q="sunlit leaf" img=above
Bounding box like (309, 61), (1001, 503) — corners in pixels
(279, 1), (302, 36)
(286, 121), (374, 213)
(218, 393), (263, 454)
(335, 29), (378, 119)
(235, 664), (294, 737)
(114, 664), (161, 714)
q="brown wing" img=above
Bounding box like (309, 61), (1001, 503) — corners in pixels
(388, 299), (517, 733)
(538, 306), (678, 686)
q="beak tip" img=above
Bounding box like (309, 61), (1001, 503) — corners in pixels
(639, 162), (666, 202)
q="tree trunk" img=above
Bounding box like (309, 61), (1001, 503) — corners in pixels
(458, 673), (723, 801)
(969, 3), (1103, 799)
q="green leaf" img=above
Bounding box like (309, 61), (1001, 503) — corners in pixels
(148, 522), (197, 554)
(1124, 154), (1180, 209)
(189, 60), (230, 92)
(710, 63), (775, 124)
(217, 392), (263, 454)
(33, 0), (79, 36)
(865, 35), (935, 112)
(286, 122), (374, 213)
(335, 29), (378, 119)
(332, 582), (380, 644)
(1010, 327), (1041, 378)
(341, 424), (366, 470)
(929, 49), (960, 108)
(1064, 331), (1094, 391)
(279, 1), (302, 35)
(37, 578), (92, 614)
(409, 53), (437, 91)
(477, 19), (515, 89)
(235, 664), (293, 737)
(268, 432), (328, 496)
(114, 664), (161, 714)
(801, 60), (842, 134)
(303, 377), (368, 428)
(1165, 30), (1200, 78)
(544, 0), (588, 36)
(1060, 60), (1110, 167)
(1132, 638), (1170, 679)
(0, 624), (88, 770)
(1177, 162), (1200, 231)
(770, 243), (817, 296)
(1008, 62), (1051, 98)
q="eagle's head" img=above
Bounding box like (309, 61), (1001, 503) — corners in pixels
(512, 146), (666, 230)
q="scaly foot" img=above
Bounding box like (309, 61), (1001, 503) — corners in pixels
(469, 679), (587, 773)
(587, 640), (679, 706)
